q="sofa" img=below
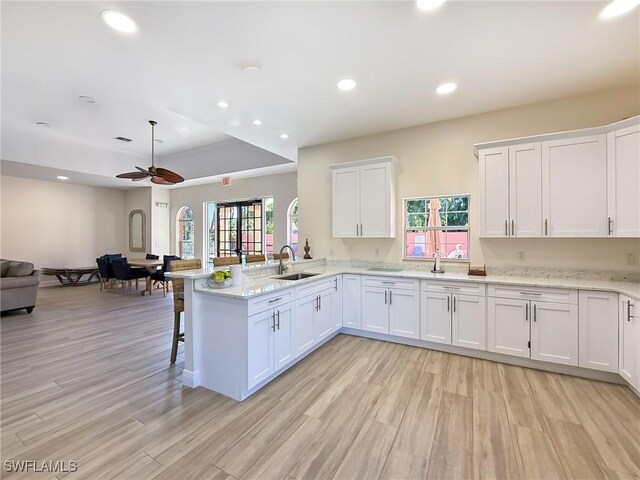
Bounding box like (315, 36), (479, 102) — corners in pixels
(0, 259), (40, 313)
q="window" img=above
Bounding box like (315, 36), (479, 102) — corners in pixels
(177, 206), (195, 259)
(216, 200), (264, 257)
(287, 198), (299, 256)
(265, 197), (274, 256)
(204, 202), (216, 265)
(404, 195), (470, 261)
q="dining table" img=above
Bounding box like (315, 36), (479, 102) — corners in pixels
(128, 258), (163, 296)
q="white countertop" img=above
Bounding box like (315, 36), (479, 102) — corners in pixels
(177, 263), (640, 301)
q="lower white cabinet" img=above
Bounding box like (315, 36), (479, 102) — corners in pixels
(389, 288), (420, 338)
(248, 302), (294, 389)
(293, 281), (338, 356)
(342, 274), (362, 328)
(578, 291), (619, 372)
(452, 294), (486, 350)
(362, 286), (389, 333)
(332, 276), (343, 330)
(530, 301), (578, 366)
(293, 295), (316, 356)
(619, 295), (639, 391)
(420, 291), (452, 344)
(487, 297), (530, 357)
(361, 279), (419, 338)
(314, 288), (334, 341)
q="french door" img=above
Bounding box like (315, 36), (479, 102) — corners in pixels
(216, 200), (264, 257)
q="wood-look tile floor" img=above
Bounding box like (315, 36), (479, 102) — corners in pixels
(2, 285), (639, 480)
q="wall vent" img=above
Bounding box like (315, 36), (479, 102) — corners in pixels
(114, 136), (132, 143)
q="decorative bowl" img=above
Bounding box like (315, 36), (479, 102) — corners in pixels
(208, 277), (232, 289)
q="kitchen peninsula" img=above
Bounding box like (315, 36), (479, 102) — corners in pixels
(168, 259), (640, 401)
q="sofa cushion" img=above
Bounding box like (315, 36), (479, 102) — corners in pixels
(0, 275), (39, 289)
(0, 260), (10, 277)
(5, 261), (35, 277)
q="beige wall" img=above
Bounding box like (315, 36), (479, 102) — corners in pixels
(0, 176), (126, 268)
(151, 186), (171, 256)
(169, 171), (298, 263)
(298, 85), (640, 272)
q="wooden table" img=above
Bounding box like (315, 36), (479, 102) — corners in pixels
(42, 267), (100, 286)
(128, 259), (163, 296)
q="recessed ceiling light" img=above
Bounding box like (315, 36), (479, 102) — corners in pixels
(154, 139), (164, 144)
(56, 176), (68, 180)
(280, 133), (289, 139)
(217, 100), (229, 108)
(78, 95), (95, 104)
(252, 119), (262, 126)
(600, 0), (640, 18)
(36, 122), (51, 127)
(242, 65), (261, 72)
(417, 0), (447, 10)
(337, 79), (357, 91)
(101, 10), (137, 34)
(436, 82), (458, 95)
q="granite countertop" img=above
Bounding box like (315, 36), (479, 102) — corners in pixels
(183, 263), (640, 301)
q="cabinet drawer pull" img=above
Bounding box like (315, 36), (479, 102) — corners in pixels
(442, 286), (461, 290)
(511, 219), (515, 236)
(268, 297), (283, 304)
(453, 295), (456, 312)
(384, 290), (387, 305)
(519, 292), (542, 296)
(533, 304), (537, 322)
(447, 295), (450, 312)
(525, 303), (529, 321)
(360, 224), (363, 236)
(389, 290), (393, 305)
(545, 219), (548, 236)
(505, 219), (508, 236)
(608, 217), (613, 236)
(381, 281), (396, 285)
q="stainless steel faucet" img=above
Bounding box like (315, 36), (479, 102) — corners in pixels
(278, 245), (296, 274)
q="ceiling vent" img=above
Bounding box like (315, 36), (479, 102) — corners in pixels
(114, 136), (132, 143)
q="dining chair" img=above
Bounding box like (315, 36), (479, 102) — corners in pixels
(146, 253), (160, 260)
(245, 254), (266, 263)
(168, 258), (202, 363)
(150, 255), (180, 297)
(111, 257), (150, 295)
(213, 256), (240, 267)
(95, 257), (113, 292)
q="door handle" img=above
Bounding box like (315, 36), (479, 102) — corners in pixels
(525, 303), (529, 321)
(533, 304), (537, 322)
(447, 295), (450, 312)
(511, 219), (515, 236)
(276, 310), (280, 330)
(389, 290), (393, 305)
(505, 219), (508, 236)
(608, 217), (613, 236)
(271, 312), (276, 332)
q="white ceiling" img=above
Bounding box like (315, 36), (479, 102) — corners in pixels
(1, 0), (638, 185)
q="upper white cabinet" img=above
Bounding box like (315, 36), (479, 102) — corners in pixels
(607, 124), (640, 237)
(331, 157), (396, 238)
(476, 116), (640, 238)
(542, 135), (607, 237)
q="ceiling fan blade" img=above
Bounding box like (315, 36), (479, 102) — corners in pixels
(132, 176), (148, 182)
(151, 175), (175, 185)
(116, 171), (149, 179)
(135, 166), (153, 175)
(155, 168), (184, 183)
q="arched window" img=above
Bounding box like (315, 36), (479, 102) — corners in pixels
(287, 198), (299, 256)
(177, 206), (195, 259)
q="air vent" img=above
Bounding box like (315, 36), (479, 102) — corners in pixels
(114, 136), (132, 143)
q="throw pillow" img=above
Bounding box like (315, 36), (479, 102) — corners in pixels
(6, 261), (34, 277)
(0, 260), (11, 277)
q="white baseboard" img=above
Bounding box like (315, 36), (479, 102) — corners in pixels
(182, 369), (200, 388)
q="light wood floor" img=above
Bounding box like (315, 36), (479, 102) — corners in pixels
(1, 285), (639, 480)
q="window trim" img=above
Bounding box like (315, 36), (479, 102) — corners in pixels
(402, 194), (471, 263)
(176, 205), (195, 259)
(287, 198), (299, 256)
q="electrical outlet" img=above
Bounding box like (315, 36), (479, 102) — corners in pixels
(626, 253), (636, 266)
(518, 251), (525, 262)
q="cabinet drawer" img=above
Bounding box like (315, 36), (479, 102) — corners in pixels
(248, 289), (294, 316)
(488, 284), (577, 304)
(422, 280), (486, 297)
(295, 276), (338, 299)
(362, 275), (419, 291)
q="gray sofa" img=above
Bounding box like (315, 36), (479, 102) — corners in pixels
(1, 259), (40, 313)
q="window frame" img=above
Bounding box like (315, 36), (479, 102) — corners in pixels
(287, 198), (299, 257)
(176, 205), (195, 259)
(203, 201), (217, 265)
(402, 194), (471, 263)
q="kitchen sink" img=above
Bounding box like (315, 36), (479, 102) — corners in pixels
(275, 272), (320, 281)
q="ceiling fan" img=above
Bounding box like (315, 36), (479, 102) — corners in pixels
(116, 120), (185, 185)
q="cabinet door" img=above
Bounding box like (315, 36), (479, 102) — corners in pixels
(487, 297), (529, 357)
(619, 296), (639, 389)
(273, 305), (294, 372)
(479, 147), (510, 237)
(452, 294), (486, 350)
(607, 124), (640, 237)
(578, 291), (618, 372)
(389, 288), (420, 339)
(314, 289), (334, 341)
(332, 166), (360, 238)
(332, 276), (343, 331)
(530, 301), (578, 366)
(420, 291), (451, 344)
(359, 162), (392, 237)
(247, 310), (274, 388)
(342, 274), (362, 328)
(542, 135), (607, 237)
(294, 295), (316, 356)
(509, 143), (542, 237)
(362, 286), (389, 333)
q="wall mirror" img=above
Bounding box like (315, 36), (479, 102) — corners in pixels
(129, 210), (146, 252)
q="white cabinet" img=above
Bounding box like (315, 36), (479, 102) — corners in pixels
(332, 276), (343, 330)
(342, 274), (362, 328)
(293, 294), (316, 356)
(530, 301), (578, 366)
(542, 135), (607, 237)
(479, 144), (542, 238)
(578, 291), (619, 372)
(314, 288), (334, 341)
(331, 157), (396, 238)
(421, 282), (486, 348)
(361, 276), (420, 338)
(488, 287), (579, 366)
(607, 124), (640, 237)
(619, 295), (639, 391)
(248, 302), (294, 389)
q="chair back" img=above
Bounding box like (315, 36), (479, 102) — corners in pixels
(96, 257), (111, 279)
(169, 259), (202, 313)
(146, 253), (160, 260)
(163, 255), (180, 272)
(213, 256), (240, 267)
(110, 258), (129, 280)
(272, 252), (289, 260)
(245, 254), (266, 264)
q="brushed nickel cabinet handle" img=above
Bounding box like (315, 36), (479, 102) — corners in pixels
(384, 290), (387, 305)
(271, 312), (276, 332)
(453, 295), (456, 312)
(511, 219), (515, 236)
(276, 310), (280, 330)
(545, 219), (548, 236)
(334, 278), (338, 290)
(533, 304), (537, 322)
(389, 290), (393, 305)
(608, 217), (613, 236)
(447, 295), (450, 312)
(319, 294), (322, 310)
(525, 303), (529, 321)
(360, 224), (363, 236)
(505, 219), (508, 236)
(628, 300), (633, 322)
